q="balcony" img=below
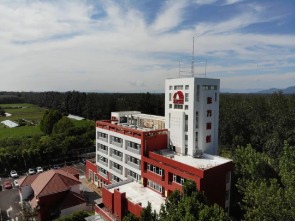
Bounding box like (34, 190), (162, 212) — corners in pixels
(111, 141), (122, 148)
(98, 148), (108, 155)
(99, 171), (108, 179)
(127, 146), (141, 155)
(111, 166), (122, 175)
(127, 161), (141, 170)
(111, 154), (122, 161)
(98, 160), (108, 167)
(99, 137), (108, 142)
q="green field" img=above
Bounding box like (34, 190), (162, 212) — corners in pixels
(71, 119), (96, 127)
(0, 125), (44, 139)
(0, 103), (38, 108)
(0, 103), (95, 139)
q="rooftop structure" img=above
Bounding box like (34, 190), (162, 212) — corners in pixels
(108, 181), (165, 213)
(1, 120), (18, 128)
(67, 114), (85, 120)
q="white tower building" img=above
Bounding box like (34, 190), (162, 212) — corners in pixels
(165, 77), (220, 156)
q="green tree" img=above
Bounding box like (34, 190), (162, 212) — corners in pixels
(40, 110), (62, 134)
(54, 210), (91, 221)
(18, 202), (38, 221)
(52, 116), (75, 134)
(123, 213), (140, 221)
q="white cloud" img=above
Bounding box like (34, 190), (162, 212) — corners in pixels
(151, 0), (189, 32)
(0, 0), (294, 92)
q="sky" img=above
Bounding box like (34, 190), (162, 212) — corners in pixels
(0, 0), (294, 93)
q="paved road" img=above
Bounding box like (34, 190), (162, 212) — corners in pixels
(0, 161), (88, 221)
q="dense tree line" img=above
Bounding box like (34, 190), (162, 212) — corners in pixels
(0, 110), (95, 174)
(123, 180), (227, 221)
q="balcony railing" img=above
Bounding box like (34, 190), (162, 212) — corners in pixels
(127, 161), (141, 170)
(111, 154), (122, 161)
(99, 137), (108, 142)
(98, 148), (108, 155)
(98, 171), (108, 179)
(127, 146), (141, 155)
(98, 160), (108, 167)
(111, 166), (122, 175)
(111, 141), (122, 148)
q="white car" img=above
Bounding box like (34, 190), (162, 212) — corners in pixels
(14, 180), (19, 188)
(28, 168), (36, 175)
(36, 167), (43, 173)
(10, 170), (18, 178)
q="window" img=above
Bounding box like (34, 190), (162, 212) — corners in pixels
(225, 190), (230, 201)
(202, 85), (217, 90)
(226, 172), (231, 184)
(207, 97), (212, 104)
(127, 169), (138, 179)
(98, 143), (108, 152)
(112, 149), (122, 157)
(185, 93), (189, 102)
(185, 115), (188, 132)
(206, 135), (211, 143)
(169, 93), (172, 101)
(185, 85), (189, 90)
(207, 110), (212, 117)
(89, 170), (93, 181)
(169, 113), (171, 128)
(127, 155), (140, 165)
(169, 104), (172, 109)
(174, 85), (183, 90)
(127, 141), (141, 150)
(206, 123), (211, 130)
(112, 136), (122, 144)
(169, 86), (172, 90)
(195, 132), (198, 148)
(185, 134), (188, 141)
(215, 92), (217, 102)
(174, 104), (183, 109)
(147, 163), (164, 176)
(185, 105), (188, 110)
(196, 85), (200, 102)
(196, 111), (199, 128)
(147, 180), (163, 193)
(173, 174), (186, 185)
(98, 132), (108, 140)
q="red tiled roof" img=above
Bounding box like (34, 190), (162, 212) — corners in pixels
(31, 169), (81, 197)
(59, 166), (80, 175)
(59, 191), (86, 210)
(19, 174), (39, 187)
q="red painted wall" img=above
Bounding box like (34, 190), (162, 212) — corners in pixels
(38, 191), (68, 221)
(86, 160), (111, 185)
(102, 187), (114, 213)
(114, 189), (126, 220)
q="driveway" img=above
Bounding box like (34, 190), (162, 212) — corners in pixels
(0, 179), (22, 221)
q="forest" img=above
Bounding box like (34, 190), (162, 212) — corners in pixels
(0, 90), (294, 220)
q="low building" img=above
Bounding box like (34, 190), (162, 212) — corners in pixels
(18, 168), (87, 221)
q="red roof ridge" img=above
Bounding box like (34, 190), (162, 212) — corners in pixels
(35, 170), (60, 196)
(19, 174), (39, 187)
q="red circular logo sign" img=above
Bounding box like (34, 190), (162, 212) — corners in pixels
(173, 91), (184, 104)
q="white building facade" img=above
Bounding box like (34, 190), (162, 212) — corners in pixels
(165, 77), (220, 156)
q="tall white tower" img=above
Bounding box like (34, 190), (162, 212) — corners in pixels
(165, 77), (220, 156)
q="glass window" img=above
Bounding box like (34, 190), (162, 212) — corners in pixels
(185, 105), (188, 110)
(169, 104), (172, 109)
(196, 85), (200, 102)
(185, 93), (189, 102)
(174, 104), (183, 109)
(169, 86), (172, 90)
(185, 85), (189, 90)
(169, 93), (172, 101)
(174, 85), (183, 90)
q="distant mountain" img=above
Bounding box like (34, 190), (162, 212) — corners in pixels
(256, 86), (295, 94)
(221, 88), (264, 93)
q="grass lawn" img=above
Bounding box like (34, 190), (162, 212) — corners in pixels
(0, 103), (38, 108)
(71, 119), (95, 127)
(0, 125), (44, 139)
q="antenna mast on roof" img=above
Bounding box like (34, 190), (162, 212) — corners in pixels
(205, 59), (207, 78)
(191, 37), (194, 77)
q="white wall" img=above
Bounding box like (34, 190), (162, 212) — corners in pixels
(20, 185), (34, 202)
(165, 77), (220, 156)
(96, 127), (142, 182)
(60, 203), (88, 217)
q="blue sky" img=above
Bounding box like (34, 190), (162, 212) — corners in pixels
(0, 0), (294, 92)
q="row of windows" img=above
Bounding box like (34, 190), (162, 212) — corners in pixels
(127, 141), (141, 150)
(169, 85), (189, 90)
(173, 174), (186, 185)
(127, 169), (140, 180)
(98, 143), (108, 151)
(112, 136), (122, 144)
(111, 174), (122, 183)
(147, 163), (164, 176)
(203, 85), (218, 90)
(127, 155), (141, 165)
(98, 132), (108, 138)
(147, 180), (163, 193)
(111, 161), (122, 170)
(111, 149), (122, 157)
(98, 166), (108, 175)
(97, 155), (108, 163)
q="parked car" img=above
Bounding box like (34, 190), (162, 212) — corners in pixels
(53, 165), (59, 169)
(81, 158), (86, 164)
(36, 167), (43, 173)
(4, 181), (12, 189)
(10, 170), (18, 178)
(14, 180), (19, 188)
(28, 168), (36, 175)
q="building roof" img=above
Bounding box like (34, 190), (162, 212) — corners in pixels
(158, 149), (232, 170)
(1, 120), (18, 128)
(18, 174), (39, 187)
(108, 182), (166, 213)
(60, 166), (80, 175)
(67, 114), (85, 120)
(59, 191), (86, 210)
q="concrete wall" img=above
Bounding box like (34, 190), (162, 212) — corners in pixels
(165, 77), (220, 156)
(20, 185), (34, 202)
(60, 203), (88, 217)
